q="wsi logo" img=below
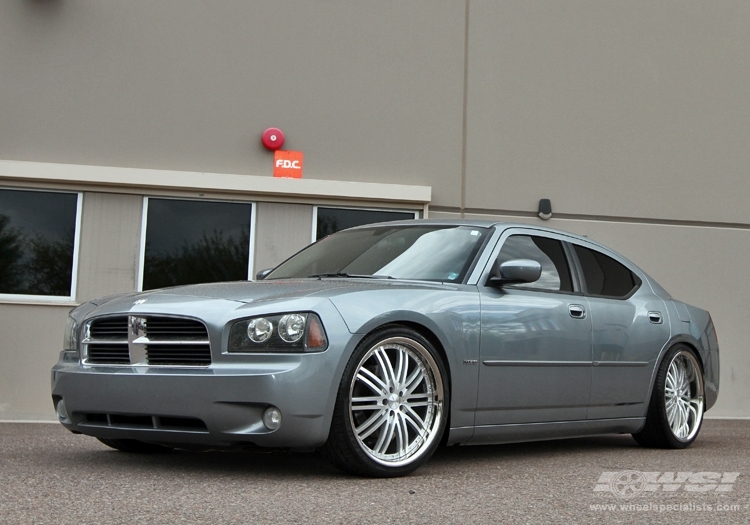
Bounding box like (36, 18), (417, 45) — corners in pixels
(595, 471), (740, 499)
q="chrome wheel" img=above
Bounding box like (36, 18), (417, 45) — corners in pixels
(349, 336), (444, 467)
(632, 344), (705, 449)
(664, 350), (704, 442)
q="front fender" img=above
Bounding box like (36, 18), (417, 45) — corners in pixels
(329, 288), (481, 429)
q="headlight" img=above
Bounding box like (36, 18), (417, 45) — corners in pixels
(63, 316), (79, 351)
(229, 312), (328, 353)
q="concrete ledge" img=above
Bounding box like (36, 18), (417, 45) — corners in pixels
(0, 159), (432, 205)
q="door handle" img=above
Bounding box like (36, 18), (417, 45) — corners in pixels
(569, 304), (586, 319)
(648, 311), (663, 324)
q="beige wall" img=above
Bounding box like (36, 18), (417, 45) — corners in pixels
(0, 304), (71, 420)
(1, 2), (748, 418)
(463, 1), (750, 224)
(254, 202), (313, 273)
(0, 0), (465, 207)
(77, 193), (143, 302)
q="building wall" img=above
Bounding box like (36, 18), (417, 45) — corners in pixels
(0, 0), (465, 206)
(0, 304), (69, 420)
(462, 1), (750, 224)
(1, 1), (748, 418)
(76, 193), (143, 303)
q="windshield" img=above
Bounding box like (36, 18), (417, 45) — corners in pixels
(265, 225), (490, 283)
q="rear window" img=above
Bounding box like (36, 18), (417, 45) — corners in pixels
(573, 245), (640, 298)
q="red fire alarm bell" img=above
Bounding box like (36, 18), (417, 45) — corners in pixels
(261, 128), (285, 151)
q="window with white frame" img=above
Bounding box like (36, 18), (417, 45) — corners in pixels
(313, 206), (418, 241)
(140, 197), (255, 290)
(0, 188), (81, 299)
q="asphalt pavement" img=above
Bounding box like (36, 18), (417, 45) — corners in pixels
(0, 419), (748, 524)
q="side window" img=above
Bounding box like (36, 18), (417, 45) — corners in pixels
(496, 235), (573, 292)
(573, 244), (640, 298)
(0, 188), (80, 299)
(141, 198), (254, 291)
(315, 207), (417, 241)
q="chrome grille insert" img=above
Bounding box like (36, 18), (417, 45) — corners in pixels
(83, 315), (211, 366)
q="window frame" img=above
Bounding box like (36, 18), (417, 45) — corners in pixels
(137, 196), (257, 292)
(310, 205), (419, 243)
(0, 187), (83, 304)
(477, 227), (583, 296)
(495, 234), (577, 294)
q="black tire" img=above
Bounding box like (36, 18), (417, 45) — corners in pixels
(632, 344), (705, 449)
(97, 438), (174, 453)
(320, 326), (449, 477)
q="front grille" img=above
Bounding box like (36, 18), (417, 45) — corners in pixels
(145, 318), (207, 339)
(89, 317), (129, 339)
(87, 344), (131, 364)
(146, 343), (211, 366)
(84, 315), (211, 366)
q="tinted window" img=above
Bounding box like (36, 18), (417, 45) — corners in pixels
(0, 189), (78, 297)
(496, 235), (573, 292)
(573, 245), (639, 298)
(268, 225), (489, 283)
(316, 207), (415, 240)
(142, 198), (253, 290)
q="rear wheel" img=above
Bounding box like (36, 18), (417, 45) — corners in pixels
(321, 326), (448, 477)
(632, 345), (704, 448)
(97, 438), (173, 453)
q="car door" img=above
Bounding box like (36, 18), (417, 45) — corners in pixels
(476, 230), (592, 427)
(568, 242), (671, 420)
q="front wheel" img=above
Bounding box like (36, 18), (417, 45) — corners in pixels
(632, 345), (705, 448)
(320, 326), (449, 477)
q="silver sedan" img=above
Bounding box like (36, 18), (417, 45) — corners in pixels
(51, 220), (719, 477)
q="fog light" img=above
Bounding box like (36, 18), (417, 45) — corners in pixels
(262, 406), (282, 430)
(56, 399), (68, 421)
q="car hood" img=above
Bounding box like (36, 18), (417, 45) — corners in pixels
(88, 279), (458, 311)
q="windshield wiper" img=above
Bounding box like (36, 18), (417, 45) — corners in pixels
(308, 273), (395, 279)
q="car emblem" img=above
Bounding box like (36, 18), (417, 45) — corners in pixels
(133, 299), (147, 306)
(129, 316), (147, 337)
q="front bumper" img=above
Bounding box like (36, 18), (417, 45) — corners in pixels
(51, 347), (349, 449)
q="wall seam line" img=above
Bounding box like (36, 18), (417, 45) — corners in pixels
(429, 206), (750, 231)
(459, 0), (470, 219)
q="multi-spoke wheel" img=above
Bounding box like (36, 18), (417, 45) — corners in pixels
(321, 326), (448, 477)
(632, 345), (704, 448)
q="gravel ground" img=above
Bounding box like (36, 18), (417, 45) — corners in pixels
(0, 420), (748, 525)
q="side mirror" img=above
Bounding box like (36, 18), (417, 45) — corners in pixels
(255, 268), (274, 281)
(489, 259), (542, 286)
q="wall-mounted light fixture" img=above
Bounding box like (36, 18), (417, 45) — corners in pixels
(538, 199), (552, 220)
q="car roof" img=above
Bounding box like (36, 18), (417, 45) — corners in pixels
(346, 218), (587, 242)
(342, 218), (658, 287)
(344, 218), (634, 262)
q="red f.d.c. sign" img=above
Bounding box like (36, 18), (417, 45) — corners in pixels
(273, 150), (304, 179)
